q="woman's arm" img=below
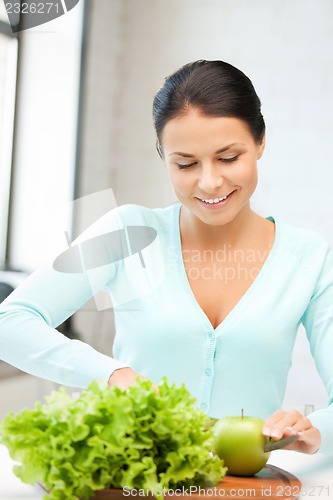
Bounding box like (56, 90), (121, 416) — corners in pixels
(0, 209), (133, 388)
(300, 244), (333, 454)
(263, 244), (333, 455)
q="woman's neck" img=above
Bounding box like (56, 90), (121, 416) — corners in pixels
(179, 203), (263, 251)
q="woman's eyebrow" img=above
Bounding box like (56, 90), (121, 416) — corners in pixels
(215, 143), (245, 154)
(168, 151), (194, 158)
(168, 143), (245, 157)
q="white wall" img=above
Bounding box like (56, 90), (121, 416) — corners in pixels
(76, 0), (333, 413)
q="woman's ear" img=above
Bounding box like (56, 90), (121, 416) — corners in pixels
(257, 133), (266, 159)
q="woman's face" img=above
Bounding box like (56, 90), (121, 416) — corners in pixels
(161, 108), (265, 227)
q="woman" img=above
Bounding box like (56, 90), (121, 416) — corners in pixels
(0, 60), (332, 456)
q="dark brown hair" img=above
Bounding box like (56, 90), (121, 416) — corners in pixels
(153, 60), (265, 158)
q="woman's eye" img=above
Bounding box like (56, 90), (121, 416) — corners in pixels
(176, 162), (197, 170)
(218, 156), (239, 163)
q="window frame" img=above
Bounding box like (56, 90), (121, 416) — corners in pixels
(0, 17), (19, 270)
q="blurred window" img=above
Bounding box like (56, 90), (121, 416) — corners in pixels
(0, 8), (18, 268)
(0, 2), (8, 22)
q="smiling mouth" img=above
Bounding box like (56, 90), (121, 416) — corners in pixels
(197, 190), (236, 205)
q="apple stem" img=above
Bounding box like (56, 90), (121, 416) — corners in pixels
(241, 409), (244, 419)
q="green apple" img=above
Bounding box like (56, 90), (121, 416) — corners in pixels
(212, 414), (270, 476)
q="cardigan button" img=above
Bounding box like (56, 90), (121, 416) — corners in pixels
(200, 403), (208, 411)
(208, 333), (215, 341)
(205, 368), (212, 377)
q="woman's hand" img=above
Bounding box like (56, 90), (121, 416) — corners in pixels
(108, 367), (154, 391)
(263, 409), (321, 454)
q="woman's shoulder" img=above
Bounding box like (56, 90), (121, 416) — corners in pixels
(116, 202), (180, 224)
(273, 216), (331, 261)
(114, 202), (180, 233)
(75, 202), (180, 242)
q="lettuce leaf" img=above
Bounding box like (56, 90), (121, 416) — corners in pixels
(0, 378), (226, 499)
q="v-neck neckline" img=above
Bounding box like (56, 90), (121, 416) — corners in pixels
(171, 202), (279, 333)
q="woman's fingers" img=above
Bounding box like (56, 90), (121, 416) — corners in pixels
(263, 409), (321, 454)
(263, 409), (302, 439)
(108, 367), (148, 390)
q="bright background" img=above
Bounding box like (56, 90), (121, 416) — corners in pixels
(0, 0), (333, 418)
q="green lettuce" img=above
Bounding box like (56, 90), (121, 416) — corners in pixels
(0, 378), (226, 499)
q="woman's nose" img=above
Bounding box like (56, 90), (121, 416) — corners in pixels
(198, 165), (223, 193)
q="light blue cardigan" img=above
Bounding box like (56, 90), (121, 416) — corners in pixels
(1, 202), (333, 454)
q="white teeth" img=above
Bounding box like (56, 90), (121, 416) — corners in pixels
(201, 195), (228, 204)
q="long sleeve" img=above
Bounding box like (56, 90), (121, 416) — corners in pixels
(302, 243), (333, 455)
(0, 209), (130, 388)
